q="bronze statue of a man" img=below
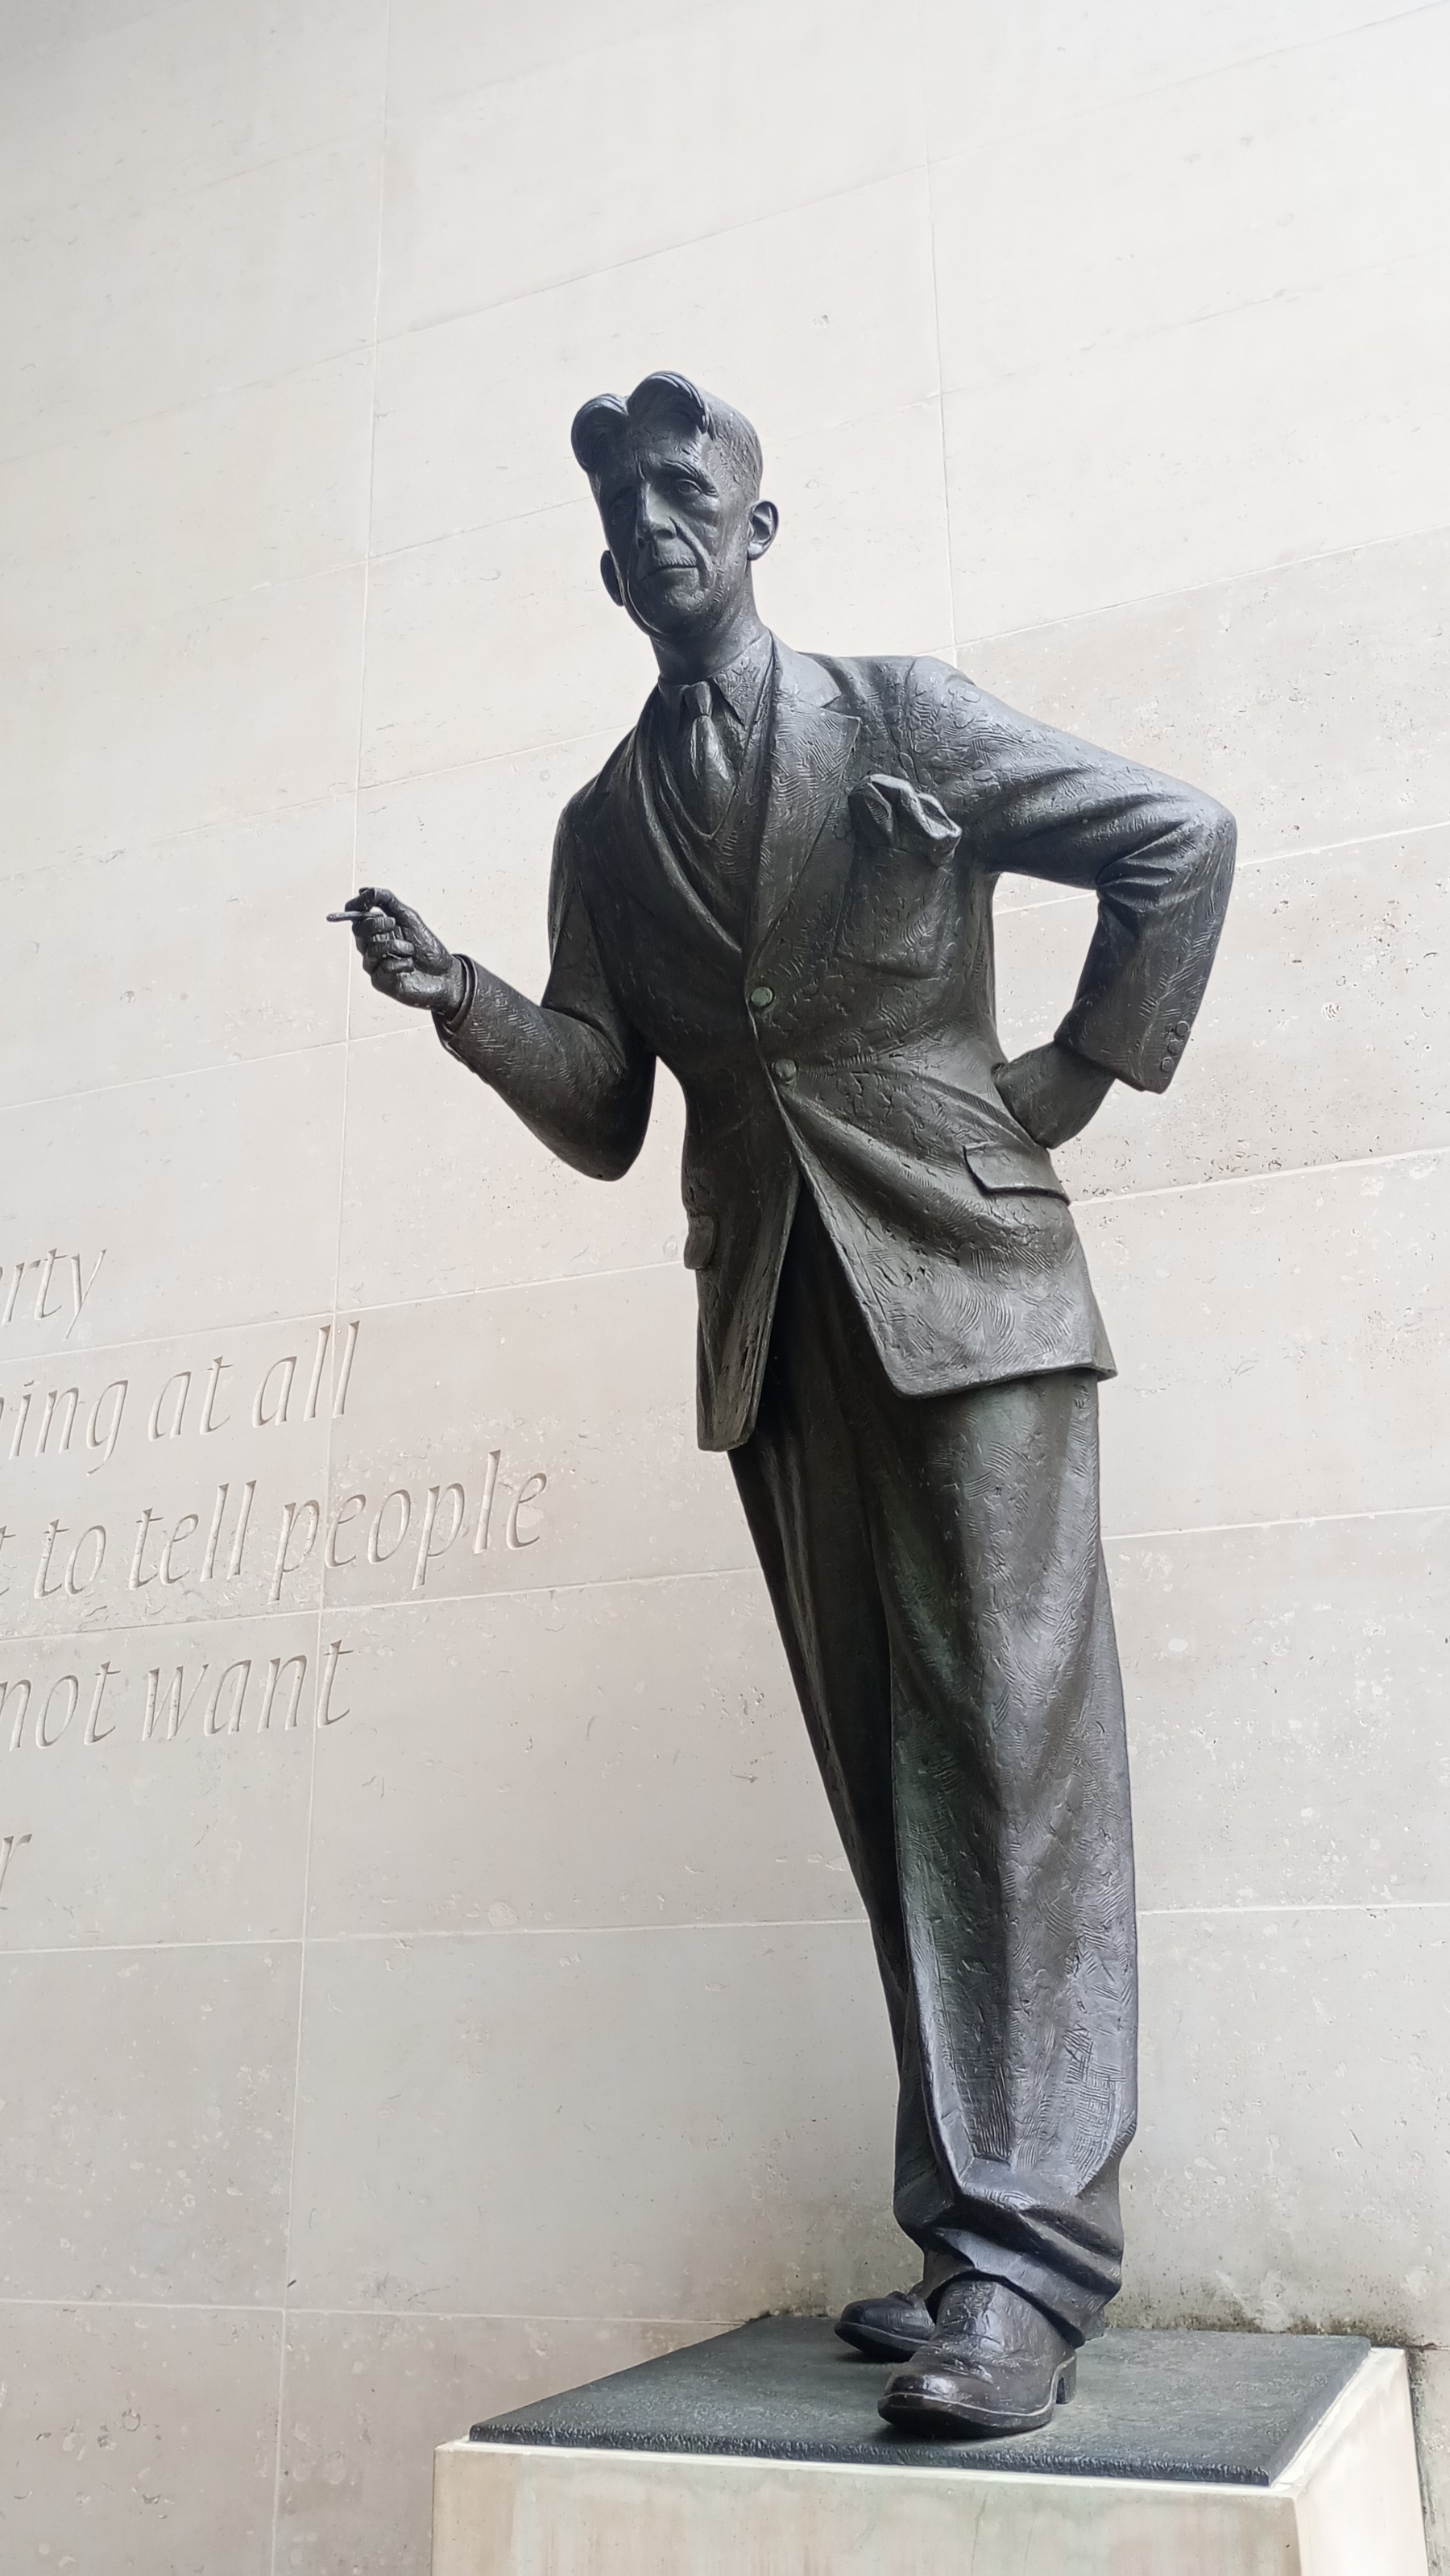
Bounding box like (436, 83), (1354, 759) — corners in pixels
(336, 373), (1234, 2436)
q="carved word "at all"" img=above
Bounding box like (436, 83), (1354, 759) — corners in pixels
(1, 1318), (361, 1478)
(0, 1249), (105, 1343)
(1, 1642), (352, 1752)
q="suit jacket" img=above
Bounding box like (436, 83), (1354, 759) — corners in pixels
(467, 643), (1235, 1452)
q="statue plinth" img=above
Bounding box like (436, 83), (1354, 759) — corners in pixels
(433, 2317), (1426, 2576)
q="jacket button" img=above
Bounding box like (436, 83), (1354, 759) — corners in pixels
(1159, 1053), (1175, 1075)
(749, 984), (774, 1010)
(1174, 1017), (1191, 1037)
(776, 1058), (798, 1083)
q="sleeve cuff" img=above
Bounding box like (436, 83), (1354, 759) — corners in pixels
(433, 953), (478, 1045)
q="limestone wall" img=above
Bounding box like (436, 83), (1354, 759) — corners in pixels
(1, 1), (1444, 2566)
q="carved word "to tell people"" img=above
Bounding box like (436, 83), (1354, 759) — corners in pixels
(7, 1450), (548, 1609)
(2, 1638), (353, 1752)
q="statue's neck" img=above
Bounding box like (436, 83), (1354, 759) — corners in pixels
(650, 598), (769, 689)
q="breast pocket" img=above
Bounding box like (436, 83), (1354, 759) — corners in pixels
(832, 830), (959, 979)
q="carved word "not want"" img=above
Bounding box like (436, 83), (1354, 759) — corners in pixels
(1, 1640), (352, 1752)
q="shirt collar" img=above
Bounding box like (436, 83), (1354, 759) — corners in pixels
(657, 625), (774, 729)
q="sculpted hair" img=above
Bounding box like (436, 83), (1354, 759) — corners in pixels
(570, 372), (764, 499)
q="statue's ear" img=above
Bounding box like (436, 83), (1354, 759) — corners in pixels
(747, 499), (779, 561)
(599, 550), (624, 607)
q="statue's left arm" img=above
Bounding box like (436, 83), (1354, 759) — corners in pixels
(905, 661), (1237, 1141)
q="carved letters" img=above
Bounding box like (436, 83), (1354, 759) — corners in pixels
(2, 1642), (354, 1750)
(0, 1282), (553, 1787)
(3, 1318), (360, 1481)
(1, 1305), (551, 1622)
(0, 1249), (106, 1342)
(2, 1456), (548, 1617)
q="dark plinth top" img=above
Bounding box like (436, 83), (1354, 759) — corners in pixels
(470, 2316), (1372, 2486)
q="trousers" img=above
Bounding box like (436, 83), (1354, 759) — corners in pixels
(730, 1192), (1138, 2342)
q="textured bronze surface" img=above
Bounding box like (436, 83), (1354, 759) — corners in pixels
(334, 372), (1235, 2374)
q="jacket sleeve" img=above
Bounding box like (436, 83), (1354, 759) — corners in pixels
(905, 658), (1237, 1092)
(435, 789), (656, 1178)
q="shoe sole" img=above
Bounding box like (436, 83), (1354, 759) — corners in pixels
(834, 2321), (929, 2363)
(878, 2355), (1076, 2437)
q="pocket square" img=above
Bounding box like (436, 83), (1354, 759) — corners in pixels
(850, 773), (961, 868)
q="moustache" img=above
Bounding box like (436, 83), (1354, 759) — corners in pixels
(635, 545), (701, 574)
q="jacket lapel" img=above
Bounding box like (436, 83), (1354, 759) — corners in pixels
(748, 643), (860, 962)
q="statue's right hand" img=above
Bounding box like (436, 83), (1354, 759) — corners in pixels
(328, 886), (466, 1015)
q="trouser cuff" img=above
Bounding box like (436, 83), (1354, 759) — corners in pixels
(916, 2230), (1115, 2347)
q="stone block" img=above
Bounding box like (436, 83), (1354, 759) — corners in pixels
(360, 500), (651, 785)
(439, 2320), (1427, 2575)
(0, 135), (381, 458)
(370, 171), (939, 552)
(753, 399), (955, 665)
(2, 565), (367, 868)
(0, 1047), (345, 1357)
(385, 0), (718, 115)
(1130, 1907), (1450, 2350)
(997, 828), (1450, 1198)
(0, 2301), (280, 2574)
(1113, 1510), (1450, 1911)
(287, 1923), (897, 2320)
(0, 1609), (317, 1947)
(0, 353), (373, 659)
(918, 0), (1424, 157)
(964, 528), (1450, 859)
(0, 1940), (299, 2303)
(0, 799), (354, 1093)
(1084, 1147), (1450, 1533)
(945, 250), (1450, 634)
(276, 2312), (717, 2576)
(933, 10), (1448, 391)
(338, 1029), (687, 1307)
(303, 1570), (849, 1940)
(0, 1305), (346, 1640)
(350, 741), (612, 1031)
(322, 1265), (747, 1612)
(379, 0), (924, 335)
(0, 0), (387, 227)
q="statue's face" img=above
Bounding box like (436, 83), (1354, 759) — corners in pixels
(594, 426), (773, 641)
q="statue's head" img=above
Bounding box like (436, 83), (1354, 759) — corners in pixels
(571, 372), (777, 648)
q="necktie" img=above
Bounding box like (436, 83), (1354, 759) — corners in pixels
(679, 678), (737, 833)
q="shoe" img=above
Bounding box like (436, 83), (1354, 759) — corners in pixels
(877, 2276), (1078, 2435)
(835, 2280), (935, 2361)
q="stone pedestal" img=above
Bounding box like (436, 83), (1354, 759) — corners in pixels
(433, 2317), (1428, 2576)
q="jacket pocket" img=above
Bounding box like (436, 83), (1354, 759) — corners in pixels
(682, 1211), (719, 1271)
(963, 1141), (1070, 1202)
(833, 841), (958, 979)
